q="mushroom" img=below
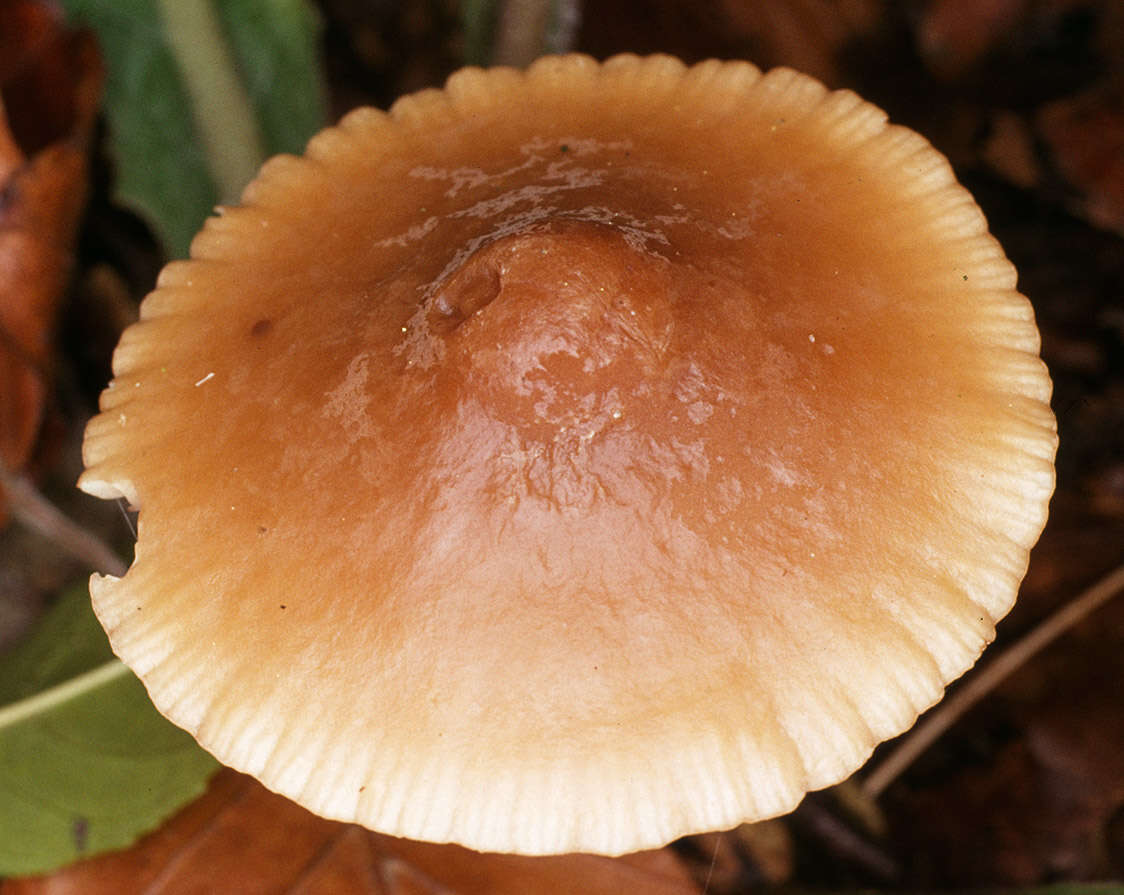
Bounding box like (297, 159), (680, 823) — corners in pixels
(79, 54), (1057, 856)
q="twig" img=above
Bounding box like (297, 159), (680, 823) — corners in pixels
(493, 0), (554, 67)
(492, 0), (580, 67)
(795, 798), (899, 882)
(544, 0), (581, 56)
(862, 561), (1124, 798)
(0, 461), (127, 577)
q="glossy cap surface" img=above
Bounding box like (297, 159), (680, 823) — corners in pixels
(80, 54), (1057, 855)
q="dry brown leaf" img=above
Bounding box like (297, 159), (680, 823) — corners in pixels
(980, 111), (1042, 190)
(1, 770), (700, 894)
(717, 0), (884, 84)
(917, 0), (1029, 79)
(578, 0), (882, 85)
(0, 0), (102, 515)
(1038, 82), (1124, 236)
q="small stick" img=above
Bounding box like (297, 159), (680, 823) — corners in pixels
(862, 561), (1124, 798)
(492, 0), (580, 67)
(492, 0), (555, 67)
(0, 461), (127, 577)
(796, 798), (899, 882)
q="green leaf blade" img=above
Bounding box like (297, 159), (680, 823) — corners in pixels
(0, 586), (217, 876)
(58, 0), (219, 259)
(58, 0), (327, 259)
(215, 0), (328, 158)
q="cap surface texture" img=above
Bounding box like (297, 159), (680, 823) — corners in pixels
(80, 54), (1057, 856)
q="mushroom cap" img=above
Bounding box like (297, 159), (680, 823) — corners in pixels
(80, 54), (1057, 856)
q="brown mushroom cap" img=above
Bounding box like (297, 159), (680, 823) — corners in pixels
(80, 54), (1057, 855)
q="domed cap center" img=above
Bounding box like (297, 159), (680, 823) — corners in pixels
(422, 221), (675, 438)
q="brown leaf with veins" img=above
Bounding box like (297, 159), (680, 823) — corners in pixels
(0, 0), (102, 515)
(0, 770), (701, 894)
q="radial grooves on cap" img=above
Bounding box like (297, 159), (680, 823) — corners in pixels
(916, 194), (990, 239)
(974, 305), (1042, 349)
(78, 53), (1057, 856)
(443, 65), (520, 113)
(239, 153), (306, 203)
(754, 66), (828, 117)
(599, 52), (683, 88)
(680, 58), (762, 105)
(878, 573), (990, 674)
(803, 90), (887, 149)
(788, 593), (934, 743)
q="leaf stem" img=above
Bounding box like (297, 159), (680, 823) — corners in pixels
(155, 0), (266, 203)
(0, 660), (129, 729)
(0, 462), (126, 577)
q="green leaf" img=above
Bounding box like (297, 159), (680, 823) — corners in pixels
(58, 0), (327, 259)
(461, 0), (500, 66)
(0, 584), (218, 876)
(214, 0), (327, 158)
